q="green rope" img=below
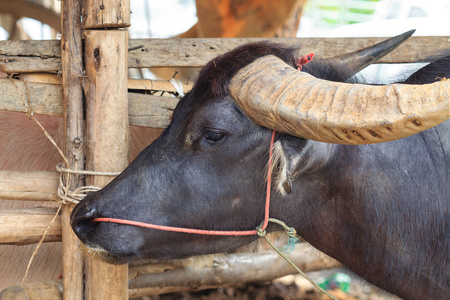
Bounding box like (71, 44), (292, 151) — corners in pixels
(256, 218), (340, 300)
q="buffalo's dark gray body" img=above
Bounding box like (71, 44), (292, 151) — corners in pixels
(297, 121), (449, 297)
(72, 43), (449, 299)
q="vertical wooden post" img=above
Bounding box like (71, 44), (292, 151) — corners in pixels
(82, 1), (130, 298)
(83, 29), (130, 300)
(61, 0), (84, 299)
(82, 0), (130, 28)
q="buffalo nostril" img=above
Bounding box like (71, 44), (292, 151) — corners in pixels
(71, 203), (100, 240)
(74, 218), (100, 238)
(71, 202), (98, 221)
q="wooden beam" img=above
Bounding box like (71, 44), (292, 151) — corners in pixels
(128, 93), (177, 128)
(0, 78), (62, 116)
(0, 207), (61, 245)
(1, 36), (449, 73)
(0, 40), (60, 73)
(0, 79), (179, 128)
(0, 244), (341, 298)
(128, 244), (341, 297)
(127, 36), (450, 67)
(84, 29), (129, 300)
(0, 170), (58, 201)
(0, 56), (60, 73)
(60, 0), (84, 298)
(0, 40), (60, 56)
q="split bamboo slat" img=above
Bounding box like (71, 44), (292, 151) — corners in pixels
(60, 0), (84, 298)
(1, 36), (449, 73)
(83, 26), (130, 300)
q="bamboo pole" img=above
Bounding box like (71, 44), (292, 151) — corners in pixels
(60, 0), (84, 298)
(84, 30), (129, 300)
(0, 170), (58, 201)
(127, 78), (192, 93)
(0, 207), (61, 245)
(1, 76), (191, 97)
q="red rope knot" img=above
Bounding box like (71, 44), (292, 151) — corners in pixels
(295, 53), (315, 71)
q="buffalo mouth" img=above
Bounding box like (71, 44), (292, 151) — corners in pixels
(79, 242), (132, 265)
(72, 219), (141, 264)
(70, 201), (133, 264)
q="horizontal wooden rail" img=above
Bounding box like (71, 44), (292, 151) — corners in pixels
(0, 244), (341, 298)
(128, 93), (178, 128)
(0, 207), (61, 245)
(0, 170), (59, 201)
(128, 244), (341, 297)
(0, 78), (178, 128)
(1, 36), (449, 73)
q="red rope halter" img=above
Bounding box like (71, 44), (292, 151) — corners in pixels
(93, 130), (277, 236)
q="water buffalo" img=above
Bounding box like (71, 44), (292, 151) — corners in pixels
(71, 33), (449, 299)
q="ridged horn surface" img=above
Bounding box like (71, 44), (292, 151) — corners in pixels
(229, 55), (449, 145)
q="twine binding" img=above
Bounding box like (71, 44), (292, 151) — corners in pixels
(9, 75), (122, 284)
(56, 163), (121, 205)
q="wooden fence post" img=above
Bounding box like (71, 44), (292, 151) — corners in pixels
(82, 1), (130, 298)
(60, 0), (84, 298)
(84, 29), (130, 300)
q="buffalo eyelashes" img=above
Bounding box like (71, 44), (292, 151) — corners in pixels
(203, 130), (226, 143)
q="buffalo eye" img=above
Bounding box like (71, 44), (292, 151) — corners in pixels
(203, 130), (226, 143)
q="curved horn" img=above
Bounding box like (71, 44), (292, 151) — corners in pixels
(334, 29), (416, 75)
(229, 55), (449, 145)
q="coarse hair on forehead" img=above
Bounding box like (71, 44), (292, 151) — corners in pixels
(194, 42), (299, 99)
(171, 42), (299, 123)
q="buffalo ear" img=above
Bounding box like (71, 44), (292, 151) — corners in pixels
(273, 135), (307, 195)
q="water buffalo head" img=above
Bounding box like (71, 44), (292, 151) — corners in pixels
(71, 31), (449, 264)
